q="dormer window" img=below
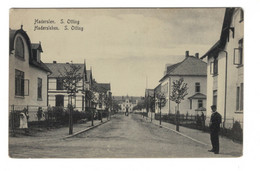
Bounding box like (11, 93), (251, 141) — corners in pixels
(15, 37), (24, 59)
(32, 43), (42, 63)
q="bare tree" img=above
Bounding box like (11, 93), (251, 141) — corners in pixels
(58, 63), (82, 135)
(170, 77), (188, 131)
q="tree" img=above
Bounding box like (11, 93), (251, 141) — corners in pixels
(58, 63), (82, 135)
(155, 92), (167, 126)
(170, 77), (188, 131)
(112, 100), (121, 113)
(133, 99), (146, 112)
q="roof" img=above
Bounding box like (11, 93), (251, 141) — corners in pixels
(86, 70), (92, 83)
(9, 28), (51, 73)
(166, 62), (182, 73)
(45, 63), (85, 78)
(154, 83), (161, 92)
(201, 8), (235, 59)
(94, 83), (111, 93)
(160, 56), (207, 82)
(31, 43), (43, 52)
(113, 96), (143, 104)
(188, 93), (206, 100)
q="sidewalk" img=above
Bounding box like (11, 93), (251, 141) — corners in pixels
(141, 115), (243, 157)
(9, 118), (111, 146)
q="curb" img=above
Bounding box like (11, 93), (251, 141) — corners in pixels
(141, 116), (210, 146)
(62, 120), (110, 139)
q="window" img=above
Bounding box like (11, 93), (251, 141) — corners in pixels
(37, 78), (42, 100)
(210, 58), (218, 75)
(234, 39), (243, 65)
(190, 99), (192, 109)
(55, 95), (64, 107)
(15, 69), (25, 96)
(15, 37), (24, 58)
(240, 83), (243, 111)
(56, 78), (64, 90)
(236, 83), (244, 111)
(198, 100), (203, 108)
(195, 82), (200, 93)
(236, 86), (240, 111)
(213, 90), (217, 106)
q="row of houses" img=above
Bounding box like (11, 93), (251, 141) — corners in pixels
(147, 8), (243, 128)
(9, 26), (111, 121)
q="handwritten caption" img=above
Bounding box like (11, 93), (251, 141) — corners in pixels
(34, 19), (84, 31)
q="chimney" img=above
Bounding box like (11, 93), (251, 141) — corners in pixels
(53, 61), (56, 63)
(185, 51), (189, 57)
(195, 53), (199, 58)
(66, 62), (69, 64)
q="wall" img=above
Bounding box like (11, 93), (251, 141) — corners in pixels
(206, 8), (243, 128)
(9, 33), (49, 121)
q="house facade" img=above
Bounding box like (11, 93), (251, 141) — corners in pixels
(201, 8), (243, 128)
(46, 62), (87, 111)
(119, 95), (140, 113)
(159, 51), (207, 116)
(94, 83), (112, 111)
(9, 26), (51, 121)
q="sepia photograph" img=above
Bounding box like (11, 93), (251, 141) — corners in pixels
(8, 8), (243, 158)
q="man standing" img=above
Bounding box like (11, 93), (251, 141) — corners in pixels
(208, 105), (222, 154)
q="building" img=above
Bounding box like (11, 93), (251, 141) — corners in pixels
(46, 61), (88, 111)
(116, 95), (141, 113)
(9, 26), (51, 121)
(93, 83), (112, 111)
(159, 51), (207, 116)
(201, 8), (244, 128)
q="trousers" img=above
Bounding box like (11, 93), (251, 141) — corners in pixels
(210, 131), (219, 153)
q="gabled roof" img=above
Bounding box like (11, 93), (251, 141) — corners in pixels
(201, 8), (235, 59)
(160, 56), (207, 82)
(9, 28), (51, 73)
(94, 83), (111, 93)
(166, 62), (182, 73)
(188, 93), (206, 100)
(31, 43), (43, 52)
(45, 63), (85, 78)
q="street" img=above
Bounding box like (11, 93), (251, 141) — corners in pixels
(9, 113), (242, 158)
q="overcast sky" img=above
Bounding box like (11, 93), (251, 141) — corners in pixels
(10, 8), (225, 96)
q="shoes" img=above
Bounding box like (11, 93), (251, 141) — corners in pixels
(214, 152), (219, 154)
(208, 149), (215, 152)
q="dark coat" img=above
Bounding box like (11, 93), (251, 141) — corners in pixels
(209, 112), (222, 132)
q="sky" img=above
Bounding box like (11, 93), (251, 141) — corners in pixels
(10, 8), (225, 96)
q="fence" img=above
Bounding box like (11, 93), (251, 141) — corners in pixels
(9, 105), (111, 135)
(153, 113), (243, 142)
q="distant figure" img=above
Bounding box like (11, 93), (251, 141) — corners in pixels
(19, 112), (29, 134)
(125, 107), (129, 116)
(201, 112), (205, 128)
(208, 105), (222, 154)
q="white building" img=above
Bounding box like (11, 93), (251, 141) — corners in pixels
(46, 62), (88, 111)
(159, 51), (207, 116)
(9, 26), (51, 121)
(201, 8), (243, 128)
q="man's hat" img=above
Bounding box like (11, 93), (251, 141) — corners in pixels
(211, 105), (216, 109)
